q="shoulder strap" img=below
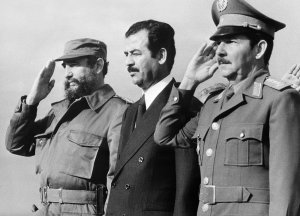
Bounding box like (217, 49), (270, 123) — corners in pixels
(196, 83), (226, 103)
(264, 76), (290, 91)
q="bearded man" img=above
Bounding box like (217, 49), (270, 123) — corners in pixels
(5, 38), (128, 215)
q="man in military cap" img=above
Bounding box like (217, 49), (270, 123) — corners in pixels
(5, 38), (129, 215)
(154, 0), (300, 215)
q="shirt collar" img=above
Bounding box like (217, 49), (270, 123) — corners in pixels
(142, 74), (173, 109)
(51, 84), (116, 113)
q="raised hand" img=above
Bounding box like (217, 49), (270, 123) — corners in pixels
(26, 61), (56, 105)
(180, 42), (219, 90)
(281, 64), (300, 91)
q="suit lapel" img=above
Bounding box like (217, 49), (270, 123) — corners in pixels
(114, 79), (175, 178)
(117, 104), (138, 154)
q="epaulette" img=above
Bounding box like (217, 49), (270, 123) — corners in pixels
(113, 94), (133, 104)
(264, 76), (291, 91)
(196, 82), (226, 103)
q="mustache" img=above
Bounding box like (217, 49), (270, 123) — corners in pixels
(65, 78), (80, 84)
(217, 57), (231, 64)
(64, 78), (80, 89)
(127, 67), (139, 73)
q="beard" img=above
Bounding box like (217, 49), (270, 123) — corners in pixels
(64, 77), (96, 103)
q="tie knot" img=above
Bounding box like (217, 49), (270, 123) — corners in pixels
(135, 95), (146, 128)
(139, 95), (145, 106)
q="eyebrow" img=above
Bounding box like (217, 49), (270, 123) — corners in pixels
(124, 49), (140, 54)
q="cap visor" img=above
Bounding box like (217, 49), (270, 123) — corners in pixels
(54, 54), (92, 61)
(210, 26), (260, 41)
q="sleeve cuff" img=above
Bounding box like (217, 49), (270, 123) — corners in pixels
(15, 95), (38, 113)
(168, 85), (194, 108)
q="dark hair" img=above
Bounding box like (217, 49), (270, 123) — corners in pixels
(87, 56), (108, 77)
(245, 31), (274, 66)
(125, 19), (176, 71)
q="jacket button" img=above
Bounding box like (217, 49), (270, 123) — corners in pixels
(39, 140), (44, 145)
(138, 157), (144, 163)
(206, 148), (213, 157)
(173, 96), (178, 102)
(125, 184), (130, 190)
(202, 203), (209, 212)
(203, 177), (209, 185)
(211, 122), (219, 130)
(112, 182), (116, 188)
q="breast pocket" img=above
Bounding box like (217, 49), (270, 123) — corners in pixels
(192, 125), (209, 165)
(224, 124), (264, 166)
(60, 130), (103, 179)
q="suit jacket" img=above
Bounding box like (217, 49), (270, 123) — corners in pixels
(106, 79), (199, 216)
(154, 70), (300, 216)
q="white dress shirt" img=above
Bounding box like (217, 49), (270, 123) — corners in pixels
(142, 74), (173, 110)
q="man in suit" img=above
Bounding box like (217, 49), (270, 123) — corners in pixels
(154, 0), (300, 215)
(105, 20), (200, 216)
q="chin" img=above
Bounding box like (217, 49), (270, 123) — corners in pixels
(131, 78), (142, 86)
(220, 69), (234, 78)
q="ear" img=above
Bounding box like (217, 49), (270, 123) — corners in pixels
(95, 58), (105, 74)
(157, 48), (167, 65)
(255, 40), (267, 60)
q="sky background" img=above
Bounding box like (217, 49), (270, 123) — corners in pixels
(0, 0), (299, 215)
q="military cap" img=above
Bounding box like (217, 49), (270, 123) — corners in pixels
(210, 0), (286, 40)
(55, 38), (107, 61)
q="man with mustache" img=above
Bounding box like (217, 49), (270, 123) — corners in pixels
(154, 0), (300, 215)
(5, 38), (129, 215)
(105, 20), (199, 216)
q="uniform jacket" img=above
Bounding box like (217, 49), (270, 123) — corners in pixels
(106, 79), (200, 216)
(154, 69), (300, 216)
(5, 84), (129, 215)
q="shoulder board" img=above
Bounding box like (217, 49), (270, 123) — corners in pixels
(113, 95), (133, 104)
(196, 82), (226, 103)
(264, 76), (290, 91)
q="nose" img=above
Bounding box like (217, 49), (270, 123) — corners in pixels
(216, 42), (226, 58)
(125, 55), (134, 67)
(65, 67), (73, 79)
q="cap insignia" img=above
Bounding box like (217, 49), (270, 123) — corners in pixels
(217, 0), (228, 12)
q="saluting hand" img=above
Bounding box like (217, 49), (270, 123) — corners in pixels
(26, 61), (56, 105)
(281, 64), (300, 92)
(180, 42), (219, 90)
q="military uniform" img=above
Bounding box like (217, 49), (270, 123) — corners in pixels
(155, 69), (300, 215)
(154, 0), (300, 215)
(5, 39), (129, 215)
(6, 85), (128, 215)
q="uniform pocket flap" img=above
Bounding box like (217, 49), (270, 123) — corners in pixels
(67, 130), (102, 147)
(225, 124), (263, 141)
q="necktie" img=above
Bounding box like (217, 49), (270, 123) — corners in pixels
(135, 95), (146, 128)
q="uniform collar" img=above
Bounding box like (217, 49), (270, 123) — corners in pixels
(214, 68), (269, 102)
(240, 68), (269, 99)
(51, 84), (116, 113)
